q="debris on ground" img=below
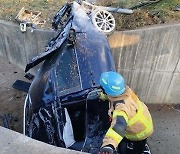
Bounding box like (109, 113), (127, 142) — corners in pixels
(173, 104), (180, 111)
(0, 0), (179, 30)
(15, 7), (46, 32)
(129, 0), (161, 10)
(12, 80), (31, 93)
(24, 73), (34, 80)
(2, 114), (13, 129)
(174, 5), (180, 11)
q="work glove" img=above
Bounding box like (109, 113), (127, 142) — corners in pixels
(99, 144), (115, 154)
(99, 92), (108, 101)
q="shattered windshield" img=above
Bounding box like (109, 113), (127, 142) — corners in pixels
(55, 47), (81, 94)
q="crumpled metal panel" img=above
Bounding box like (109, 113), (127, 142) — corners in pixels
(25, 101), (66, 147)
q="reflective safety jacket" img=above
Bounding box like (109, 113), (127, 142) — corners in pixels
(102, 87), (153, 149)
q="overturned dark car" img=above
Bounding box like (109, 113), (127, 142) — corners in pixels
(24, 1), (116, 153)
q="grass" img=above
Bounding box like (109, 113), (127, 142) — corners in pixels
(113, 0), (180, 30)
(0, 0), (66, 28)
(0, 0), (179, 30)
(145, 0), (180, 22)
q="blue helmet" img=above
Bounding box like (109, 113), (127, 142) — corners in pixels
(100, 71), (125, 96)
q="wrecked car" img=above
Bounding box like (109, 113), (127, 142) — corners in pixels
(23, 1), (151, 153)
(24, 1), (115, 153)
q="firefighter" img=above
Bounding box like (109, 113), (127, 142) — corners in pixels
(99, 71), (153, 154)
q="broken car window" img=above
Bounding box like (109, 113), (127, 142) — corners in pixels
(55, 47), (81, 93)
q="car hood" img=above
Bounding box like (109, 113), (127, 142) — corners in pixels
(27, 2), (115, 96)
(66, 2), (116, 90)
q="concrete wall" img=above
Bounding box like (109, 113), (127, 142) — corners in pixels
(110, 24), (180, 104)
(0, 20), (56, 72)
(0, 126), (85, 154)
(0, 20), (179, 104)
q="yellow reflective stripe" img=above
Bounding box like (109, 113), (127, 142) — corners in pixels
(125, 119), (153, 140)
(125, 99), (153, 140)
(113, 110), (128, 123)
(140, 115), (151, 128)
(106, 128), (123, 143)
(128, 100), (143, 126)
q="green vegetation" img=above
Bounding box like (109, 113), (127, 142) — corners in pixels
(113, 0), (180, 30)
(0, 0), (179, 30)
(145, 0), (180, 22)
(0, 0), (66, 28)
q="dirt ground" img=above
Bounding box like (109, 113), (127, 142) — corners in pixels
(0, 56), (28, 133)
(0, 56), (180, 154)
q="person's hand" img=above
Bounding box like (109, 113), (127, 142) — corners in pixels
(98, 145), (115, 154)
(99, 92), (108, 101)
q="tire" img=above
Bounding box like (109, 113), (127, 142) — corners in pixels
(91, 9), (115, 35)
